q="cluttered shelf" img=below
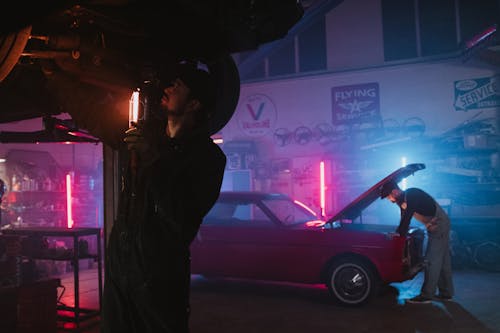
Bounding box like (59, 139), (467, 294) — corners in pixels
(3, 188), (101, 228)
(0, 226), (103, 329)
(1, 227), (101, 262)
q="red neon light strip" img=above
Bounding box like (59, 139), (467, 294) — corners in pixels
(66, 173), (73, 228)
(294, 200), (318, 217)
(320, 161), (326, 218)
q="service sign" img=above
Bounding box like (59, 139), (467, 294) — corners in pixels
(237, 94), (277, 137)
(454, 76), (500, 111)
(331, 82), (380, 125)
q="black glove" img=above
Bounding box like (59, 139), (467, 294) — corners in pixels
(123, 125), (149, 153)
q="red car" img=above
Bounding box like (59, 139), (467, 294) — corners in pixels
(191, 163), (426, 305)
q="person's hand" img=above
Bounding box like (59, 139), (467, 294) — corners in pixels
(425, 217), (439, 232)
(385, 231), (401, 240)
(124, 125), (149, 153)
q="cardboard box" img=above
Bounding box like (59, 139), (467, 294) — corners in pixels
(0, 279), (59, 333)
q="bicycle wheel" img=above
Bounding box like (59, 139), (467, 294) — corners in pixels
(449, 230), (473, 270)
(473, 241), (500, 272)
(451, 245), (473, 270)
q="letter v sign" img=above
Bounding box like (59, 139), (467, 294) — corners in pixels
(247, 102), (265, 120)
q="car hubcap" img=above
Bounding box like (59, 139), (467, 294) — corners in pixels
(333, 265), (369, 302)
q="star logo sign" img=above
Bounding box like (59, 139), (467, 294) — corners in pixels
(338, 99), (373, 114)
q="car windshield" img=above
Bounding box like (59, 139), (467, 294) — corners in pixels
(262, 198), (317, 226)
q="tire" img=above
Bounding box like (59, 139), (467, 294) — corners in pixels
(0, 25), (31, 82)
(473, 241), (500, 272)
(326, 258), (379, 306)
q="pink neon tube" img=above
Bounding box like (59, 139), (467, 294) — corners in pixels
(66, 173), (73, 228)
(320, 161), (326, 218)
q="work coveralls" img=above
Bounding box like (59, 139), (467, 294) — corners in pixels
(396, 187), (454, 299)
(101, 126), (226, 333)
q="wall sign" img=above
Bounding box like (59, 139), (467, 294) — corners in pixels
(237, 94), (277, 137)
(454, 76), (499, 111)
(331, 82), (380, 125)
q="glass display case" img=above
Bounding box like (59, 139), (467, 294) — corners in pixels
(3, 149), (102, 229)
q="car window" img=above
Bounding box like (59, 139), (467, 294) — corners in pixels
(233, 204), (251, 220)
(262, 198), (316, 226)
(203, 201), (273, 227)
(234, 203), (272, 225)
(205, 202), (236, 220)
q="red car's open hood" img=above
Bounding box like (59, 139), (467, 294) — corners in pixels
(326, 163), (425, 224)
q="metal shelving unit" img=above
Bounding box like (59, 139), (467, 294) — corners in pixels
(2, 227), (102, 328)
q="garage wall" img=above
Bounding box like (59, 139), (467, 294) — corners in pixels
(218, 58), (499, 218)
(326, 0), (385, 69)
(221, 59), (499, 158)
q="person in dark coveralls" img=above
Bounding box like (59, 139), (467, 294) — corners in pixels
(101, 63), (227, 332)
(380, 180), (454, 304)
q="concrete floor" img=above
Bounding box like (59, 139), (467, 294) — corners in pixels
(56, 267), (500, 333)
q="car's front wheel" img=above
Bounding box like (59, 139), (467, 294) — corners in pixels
(327, 258), (379, 306)
(0, 25), (31, 82)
